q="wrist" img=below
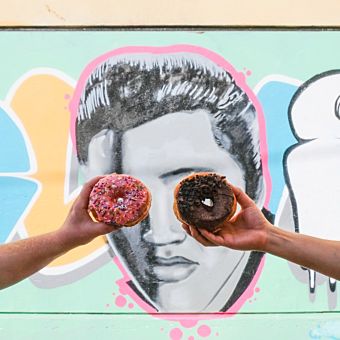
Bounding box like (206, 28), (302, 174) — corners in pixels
(251, 221), (273, 252)
(263, 223), (292, 254)
(53, 227), (83, 252)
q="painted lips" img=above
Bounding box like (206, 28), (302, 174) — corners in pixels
(152, 256), (199, 282)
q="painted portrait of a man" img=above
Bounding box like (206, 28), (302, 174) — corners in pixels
(70, 45), (273, 312)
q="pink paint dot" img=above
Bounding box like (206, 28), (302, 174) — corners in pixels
(255, 287), (260, 293)
(105, 304), (110, 308)
(197, 325), (211, 338)
(180, 320), (198, 328)
(64, 94), (70, 100)
(246, 70), (252, 76)
(160, 328), (164, 332)
(115, 295), (127, 308)
(128, 303), (134, 309)
(188, 336), (195, 340)
(215, 332), (219, 336)
(112, 292), (115, 296)
(169, 327), (183, 340)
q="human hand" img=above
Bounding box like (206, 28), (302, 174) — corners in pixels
(182, 185), (272, 251)
(58, 176), (119, 248)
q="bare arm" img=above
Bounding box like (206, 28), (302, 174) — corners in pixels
(264, 225), (340, 280)
(184, 185), (340, 280)
(0, 177), (116, 290)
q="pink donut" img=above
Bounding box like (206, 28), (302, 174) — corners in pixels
(88, 174), (151, 227)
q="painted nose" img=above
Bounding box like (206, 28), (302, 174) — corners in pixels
(141, 186), (186, 246)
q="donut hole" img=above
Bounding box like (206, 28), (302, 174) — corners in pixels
(88, 208), (99, 222)
(201, 197), (214, 208)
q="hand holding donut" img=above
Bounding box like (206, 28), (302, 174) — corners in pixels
(59, 176), (117, 248)
(173, 173), (271, 252)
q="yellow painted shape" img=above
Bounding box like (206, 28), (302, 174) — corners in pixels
(10, 74), (106, 267)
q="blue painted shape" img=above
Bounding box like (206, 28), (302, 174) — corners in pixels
(0, 106), (31, 172)
(257, 81), (298, 213)
(0, 176), (38, 243)
(309, 321), (340, 339)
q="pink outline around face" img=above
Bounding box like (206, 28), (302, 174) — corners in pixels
(70, 45), (271, 320)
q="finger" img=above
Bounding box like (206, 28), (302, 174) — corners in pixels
(199, 228), (230, 247)
(189, 226), (216, 247)
(77, 176), (106, 209)
(229, 184), (255, 209)
(182, 223), (192, 236)
(81, 176), (105, 197)
(96, 221), (121, 235)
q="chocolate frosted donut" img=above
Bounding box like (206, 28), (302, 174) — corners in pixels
(173, 172), (236, 231)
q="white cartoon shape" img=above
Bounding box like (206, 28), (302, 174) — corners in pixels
(286, 71), (340, 293)
(290, 72), (340, 139)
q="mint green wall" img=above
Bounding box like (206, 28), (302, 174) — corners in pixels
(1, 30), (340, 340)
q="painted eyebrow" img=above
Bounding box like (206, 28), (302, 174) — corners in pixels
(159, 167), (214, 179)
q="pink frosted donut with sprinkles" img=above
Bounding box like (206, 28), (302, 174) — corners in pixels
(88, 174), (151, 227)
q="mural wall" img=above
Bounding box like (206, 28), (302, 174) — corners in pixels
(1, 30), (340, 339)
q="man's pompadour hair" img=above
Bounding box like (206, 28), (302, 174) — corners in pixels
(76, 52), (263, 200)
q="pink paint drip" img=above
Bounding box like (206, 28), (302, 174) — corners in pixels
(197, 325), (211, 338)
(115, 295), (127, 308)
(255, 287), (260, 293)
(169, 328), (183, 340)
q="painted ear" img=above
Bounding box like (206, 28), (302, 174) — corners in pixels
(255, 176), (266, 210)
(80, 129), (115, 180)
(335, 94), (340, 120)
(65, 136), (81, 200)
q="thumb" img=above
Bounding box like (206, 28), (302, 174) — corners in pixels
(229, 184), (255, 210)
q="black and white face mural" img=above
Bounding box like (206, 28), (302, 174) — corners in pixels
(73, 47), (272, 312)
